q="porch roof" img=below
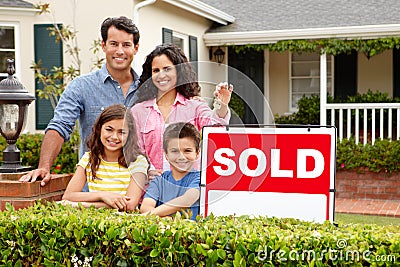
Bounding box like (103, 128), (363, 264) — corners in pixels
(162, 0), (235, 25)
(201, 0), (400, 46)
(0, 0), (34, 8)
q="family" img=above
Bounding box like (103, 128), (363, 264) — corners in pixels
(19, 16), (233, 220)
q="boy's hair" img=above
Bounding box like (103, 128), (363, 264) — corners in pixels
(163, 122), (200, 152)
(86, 104), (147, 180)
(100, 16), (140, 45)
(136, 44), (200, 103)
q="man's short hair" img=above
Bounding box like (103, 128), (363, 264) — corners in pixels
(101, 16), (140, 45)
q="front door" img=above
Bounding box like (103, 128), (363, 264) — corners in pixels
(228, 48), (264, 124)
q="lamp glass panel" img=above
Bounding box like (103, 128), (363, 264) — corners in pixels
(0, 104), (19, 136)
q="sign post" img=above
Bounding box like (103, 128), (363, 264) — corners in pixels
(200, 126), (336, 223)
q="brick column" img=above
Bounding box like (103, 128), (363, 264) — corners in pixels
(0, 173), (72, 210)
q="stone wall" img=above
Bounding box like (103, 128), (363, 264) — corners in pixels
(336, 170), (400, 200)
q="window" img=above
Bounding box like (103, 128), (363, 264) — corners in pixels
(162, 27), (198, 75)
(0, 24), (17, 81)
(162, 28), (190, 56)
(290, 52), (333, 111)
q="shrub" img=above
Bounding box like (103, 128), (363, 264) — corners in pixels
(336, 138), (400, 173)
(0, 131), (79, 174)
(1, 202), (399, 266)
(274, 90), (400, 125)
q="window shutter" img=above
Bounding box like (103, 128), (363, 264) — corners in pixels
(334, 51), (357, 100)
(162, 28), (173, 44)
(189, 35), (198, 76)
(34, 24), (63, 130)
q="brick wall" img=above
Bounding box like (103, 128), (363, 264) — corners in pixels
(0, 174), (72, 210)
(336, 170), (400, 200)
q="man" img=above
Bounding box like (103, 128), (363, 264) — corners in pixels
(20, 16), (140, 186)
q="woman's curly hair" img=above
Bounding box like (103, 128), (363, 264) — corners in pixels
(135, 44), (200, 103)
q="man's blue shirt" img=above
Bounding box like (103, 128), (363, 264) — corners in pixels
(144, 170), (200, 220)
(46, 64), (139, 157)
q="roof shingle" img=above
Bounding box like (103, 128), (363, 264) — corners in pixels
(0, 0), (34, 8)
(201, 0), (400, 33)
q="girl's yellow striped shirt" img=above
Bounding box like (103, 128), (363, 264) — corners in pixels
(78, 152), (148, 195)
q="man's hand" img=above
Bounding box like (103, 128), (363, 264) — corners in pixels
(19, 168), (52, 186)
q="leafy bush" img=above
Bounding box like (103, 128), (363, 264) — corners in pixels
(336, 138), (400, 173)
(1, 202), (399, 266)
(274, 94), (328, 125)
(0, 131), (79, 174)
(274, 90), (400, 125)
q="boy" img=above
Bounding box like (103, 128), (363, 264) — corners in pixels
(140, 122), (201, 220)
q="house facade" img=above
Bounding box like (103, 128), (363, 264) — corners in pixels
(1, 0), (400, 134)
(202, 0), (400, 126)
(0, 0), (233, 132)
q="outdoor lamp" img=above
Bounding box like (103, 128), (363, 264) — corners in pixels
(213, 47), (225, 64)
(0, 59), (35, 173)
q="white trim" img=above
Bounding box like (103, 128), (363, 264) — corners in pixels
(133, 0), (157, 75)
(289, 52), (333, 113)
(320, 53), (327, 126)
(264, 50), (270, 124)
(0, 7), (40, 16)
(162, 0), (235, 25)
(172, 31), (189, 56)
(133, 0), (157, 26)
(204, 24), (400, 46)
(14, 23), (21, 82)
(0, 22), (20, 81)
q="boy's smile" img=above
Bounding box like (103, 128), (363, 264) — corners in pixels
(165, 137), (200, 175)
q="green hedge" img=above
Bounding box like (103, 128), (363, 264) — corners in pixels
(0, 133), (79, 174)
(0, 202), (399, 266)
(336, 138), (400, 173)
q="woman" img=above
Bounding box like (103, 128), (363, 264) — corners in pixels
(131, 44), (233, 173)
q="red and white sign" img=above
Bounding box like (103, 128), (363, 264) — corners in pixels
(200, 126), (336, 223)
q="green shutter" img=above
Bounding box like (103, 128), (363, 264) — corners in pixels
(162, 28), (173, 44)
(189, 35), (198, 76)
(34, 24), (63, 130)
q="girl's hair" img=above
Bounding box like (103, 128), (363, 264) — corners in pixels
(135, 44), (200, 103)
(86, 104), (146, 180)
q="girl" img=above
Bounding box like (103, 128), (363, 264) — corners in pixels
(62, 104), (148, 211)
(131, 44), (233, 173)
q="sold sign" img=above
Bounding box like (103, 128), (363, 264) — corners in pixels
(199, 126), (336, 223)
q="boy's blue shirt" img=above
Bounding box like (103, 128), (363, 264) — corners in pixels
(144, 170), (200, 220)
